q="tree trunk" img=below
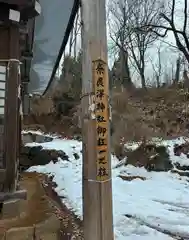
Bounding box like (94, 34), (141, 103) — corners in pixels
(121, 50), (132, 89)
(141, 74), (146, 88)
(140, 67), (146, 88)
(156, 75), (160, 88)
(174, 57), (181, 83)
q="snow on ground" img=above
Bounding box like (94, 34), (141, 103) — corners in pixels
(26, 135), (189, 239)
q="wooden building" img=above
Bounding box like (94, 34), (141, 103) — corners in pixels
(0, 0), (40, 202)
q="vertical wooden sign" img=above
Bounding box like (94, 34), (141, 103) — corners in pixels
(93, 59), (110, 181)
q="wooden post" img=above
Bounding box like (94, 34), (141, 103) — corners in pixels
(81, 0), (114, 239)
(4, 25), (21, 191)
(0, 24), (20, 193)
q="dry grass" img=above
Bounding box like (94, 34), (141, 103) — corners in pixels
(111, 86), (189, 158)
(30, 95), (54, 115)
(25, 86), (189, 157)
(112, 86), (189, 141)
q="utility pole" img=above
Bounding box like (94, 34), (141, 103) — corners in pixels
(81, 0), (114, 239)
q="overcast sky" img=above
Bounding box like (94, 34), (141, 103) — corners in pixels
(63, 0), (186, 86)
(31, 0), (75, 92)
(32, 0), (186, 92)
(106, 0), (186, 85)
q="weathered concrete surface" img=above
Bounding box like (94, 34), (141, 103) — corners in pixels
(0, 173), (61, 240)
(21, 133), (34, 145)
(35, 215), (60, 239)
(5, 226), (34, 240)
(36, 233), (57, 240)
(1, 199), (21, 219)
(0, 172), (83, 240)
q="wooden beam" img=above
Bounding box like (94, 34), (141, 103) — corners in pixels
(4, 25), (20, 191)
(0, 1), (40, 22)
(0, 169), (6, 183)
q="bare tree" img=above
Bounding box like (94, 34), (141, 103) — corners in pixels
(150, 43), (162, 87)
(144, 0), (189, 64)
(108, 2), (132, 89)
(69, 11), (81, 58)
(74, 12), (80, 59)
(174, 55), (181, 83)
(108, 0), (164, 88)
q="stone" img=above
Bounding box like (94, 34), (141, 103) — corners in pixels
(20, 145), (69, 171)
(73, 153), (79, 160)
(29, 146), (43, 157)
(21, 134), (33, 145)
(5, 226), (34, 240)
(35, 215), (60, 239)
(126, 144), (173, 172)
(21, 132), (53, 145)
(1, 199), (21, 219)
(36, 233), (58, 240)
(31, 150), (52, 166)
(35, 134), (53, 143)
(58, 151), (69, 161)
(0, 232), (6, 240)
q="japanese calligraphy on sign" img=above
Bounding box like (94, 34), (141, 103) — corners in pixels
(93, 59), (110, 181)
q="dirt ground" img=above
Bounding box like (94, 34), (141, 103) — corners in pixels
(0, 172), (53, 235)
(0, 172), (83, 239)
(1, 173), (48, 224)
(42, 175), (83, 239)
